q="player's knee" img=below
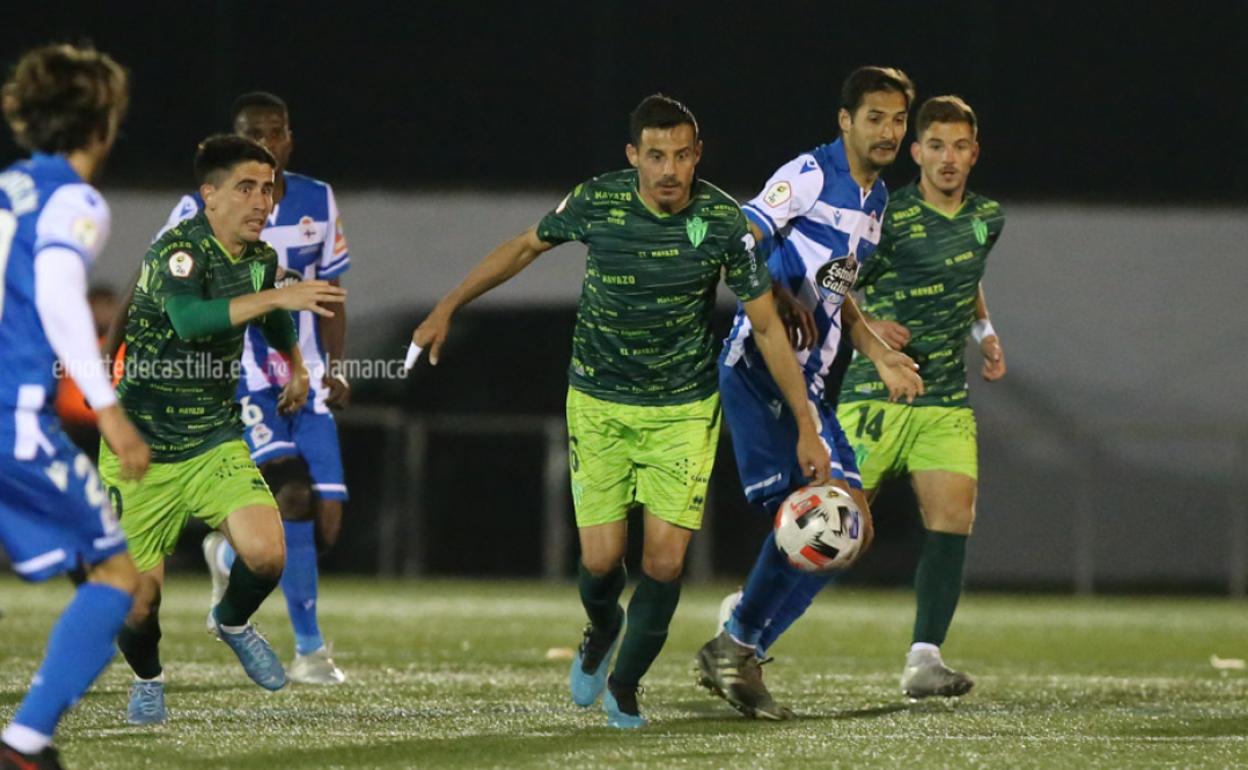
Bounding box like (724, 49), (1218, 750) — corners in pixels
(262, 458), (315, 522)
(928, 506), (975, 535)
(127, 585), (161, 626)
(641, 553), (684, 583)
(87, 554), (140, 596)
(242, 546), (286, 581)
(581, 552), (624, 577)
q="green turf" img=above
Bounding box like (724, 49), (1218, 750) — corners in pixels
(1, 577), (1246, 769)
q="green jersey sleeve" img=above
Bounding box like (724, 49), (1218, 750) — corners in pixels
(148, 238), (206, 306)
(536, 181), (592, 245)
(721, 213), (771, 302)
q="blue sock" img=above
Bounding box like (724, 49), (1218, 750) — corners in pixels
(757, 572), (834, 654)
(11, 583), (132, 738)
(280, 520), (323, 655)
(727, 532), (806, 648)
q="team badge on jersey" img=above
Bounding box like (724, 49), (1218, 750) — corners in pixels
(299, 215), (317, 242)
(250, 261), (265, 292)
(686, 216), (708, 248)
(168, 251), (194, 278)
(972, 216), (988, 245)
(815, 255), (859, 303)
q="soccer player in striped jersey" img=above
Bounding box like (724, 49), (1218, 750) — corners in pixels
(0, 44), (149, 770)
(410, 95), (830, 728)
(696, 67), (924, 719)
(162, 92), (352, 685)
(837, 95), (1006, 698)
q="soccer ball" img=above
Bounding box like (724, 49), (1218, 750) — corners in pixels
(773, 483), (863, 572)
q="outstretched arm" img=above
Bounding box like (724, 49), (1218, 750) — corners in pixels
(410, 226), (554, 365)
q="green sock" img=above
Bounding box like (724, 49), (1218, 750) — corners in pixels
(913, 531), (969, 646)
(214, 557), (280, 627)
(611, 574), (681, 687)
(578, 563), (626, 631)
(118, 613), (163, 679)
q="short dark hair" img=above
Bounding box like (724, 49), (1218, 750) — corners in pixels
(915, 95), (977, 139)
(629, 93), (698, 147)
(229, 91), (287, 125)
(840, 66), (916, 115)
(2, 43), (129, 153)
(193, 134), (276, 186)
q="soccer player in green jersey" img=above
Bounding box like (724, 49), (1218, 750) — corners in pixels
(409, 95), (830, 728)
(101, 135), (347, 724)
(836, 95), (1006, 698)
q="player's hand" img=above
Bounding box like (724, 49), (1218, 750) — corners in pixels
(96, 405), (150, 481)
(273, 280), (347, 318)
(278, 361), (310, 415)
(410, 308), (453, 366)
(773, 284), (816, 351)
(980, 335), (1006, 381)
(873, 349), (924, 404)
(796, 403), (831, 484)
(869, 319), (911, 350)
(322, 371), (351, 410)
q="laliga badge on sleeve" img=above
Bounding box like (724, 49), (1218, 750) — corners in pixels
(168, 251), (194, 278)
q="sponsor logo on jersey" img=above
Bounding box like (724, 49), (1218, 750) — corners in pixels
(815, 255), (859, 302)
(763, 181), (791, 208)
(972, 216), (988, 245)
(686, 216), (708, 248)
(274, 266), (302, 289)
(168, 251), (194, 278)
(250, 261), (266, 292)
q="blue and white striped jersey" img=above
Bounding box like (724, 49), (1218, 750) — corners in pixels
(163, 171), (350, 412)
(724, 138), (887, 397)
(0, 153), (111, 454)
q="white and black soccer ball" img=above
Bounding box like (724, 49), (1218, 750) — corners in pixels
(773, 483), (863, 572)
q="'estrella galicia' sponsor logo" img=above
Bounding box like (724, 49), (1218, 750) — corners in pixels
(815, 255), (858, 303)
(274, 266), (301, 289)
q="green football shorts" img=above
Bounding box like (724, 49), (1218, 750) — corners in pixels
(835, 401), (978, 490)
(99, 439), (276, 572)
(565, 388), (721, 530)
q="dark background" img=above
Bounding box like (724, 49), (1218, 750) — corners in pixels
(4, 1), (1246, 202)
(6, 3), (1243, 588)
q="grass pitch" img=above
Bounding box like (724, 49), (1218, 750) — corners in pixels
(1, 577), (1246, 769)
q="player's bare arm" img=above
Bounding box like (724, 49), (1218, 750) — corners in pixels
(228, 280), (346, 325)
(843, 295), (923, 403)
(975, 282), (1005, 381)
(320, 277), (350, 408)
(96, 404), (150, 480)
(742, 292), (832, 484)
(411, 226), (554, 365)
(843, 292), (910, 350)
(277, 345), (310, 414)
